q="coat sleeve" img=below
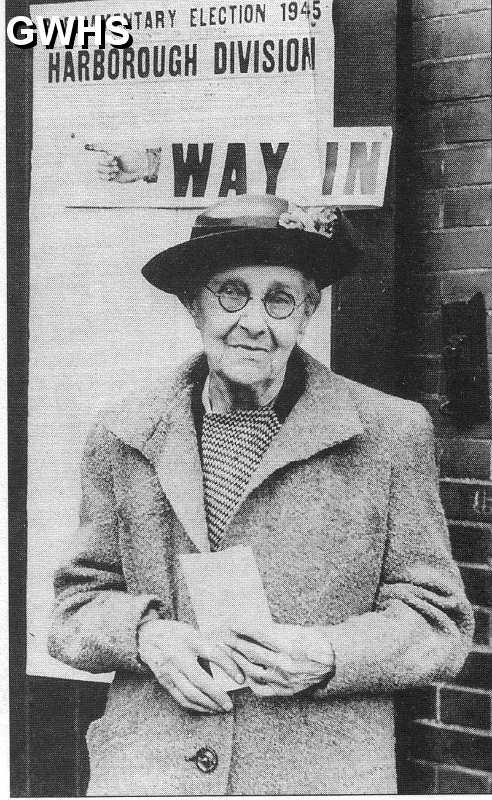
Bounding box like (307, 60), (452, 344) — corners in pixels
(311, 405), (474, 698)
(47, 422), (170, 674)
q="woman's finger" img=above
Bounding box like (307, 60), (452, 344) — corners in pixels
(229, 650), (291, 688)
(165, 683), (217, 714)
(154, 661), (223, 712)
(199, 642), (244, 685)
(168, 666), (227, 712)
(225, 637), (301, 680)
(247, 679), (298, 698)
(224, 634), (283, 668)
(185, 664), (234, 712)
(228, 625), (282, 651)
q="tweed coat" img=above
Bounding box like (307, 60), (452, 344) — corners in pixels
(48, 348), (474, 796)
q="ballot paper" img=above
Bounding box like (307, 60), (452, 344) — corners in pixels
(179, 545), (272, 692)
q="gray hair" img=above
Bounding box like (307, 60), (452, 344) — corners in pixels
(303, 278), (322, 316)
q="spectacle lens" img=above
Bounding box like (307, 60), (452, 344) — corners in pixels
(218, 286), (250, 312)
(205, 285), (301, 319)
(264, 291), (296, 319)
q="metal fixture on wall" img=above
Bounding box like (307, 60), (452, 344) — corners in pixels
(440, 292), (490, 428)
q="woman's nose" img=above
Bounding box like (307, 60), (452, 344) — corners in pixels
(237, 297), (269, 334)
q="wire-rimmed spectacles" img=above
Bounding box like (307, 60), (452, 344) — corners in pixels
(204, 284), (307, 320)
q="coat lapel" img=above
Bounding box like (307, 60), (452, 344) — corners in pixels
(102, 350), (363, 553)
(232, 353), (364, 512)
(143, 393), (211, 554)
(104, 353), (211, 553)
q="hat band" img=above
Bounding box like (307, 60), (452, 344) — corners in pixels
(190, 214), (281, 239)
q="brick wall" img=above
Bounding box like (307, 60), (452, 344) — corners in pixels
(397, 0), (492, 792)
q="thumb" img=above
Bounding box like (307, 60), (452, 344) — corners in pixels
(85, 142), (113, 157)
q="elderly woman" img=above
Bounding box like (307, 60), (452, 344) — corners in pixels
(48, 194), (473, 796)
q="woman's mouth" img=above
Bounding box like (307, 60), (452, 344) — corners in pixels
(228, 343), (269, 353)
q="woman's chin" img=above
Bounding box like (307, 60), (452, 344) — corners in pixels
(220, 361), (270, 387)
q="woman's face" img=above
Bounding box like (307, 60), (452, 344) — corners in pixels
(190, 264), (315, 387)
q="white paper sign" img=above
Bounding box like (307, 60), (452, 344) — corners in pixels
(31, 0), (392, 207)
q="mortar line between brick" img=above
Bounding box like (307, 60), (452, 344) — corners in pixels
(439, 682), (492, 695)
(411, 758), (492, 780)
(414, 52), (491, 67)
(428, 266), (492, 275)
(413, 7), (492, 23)
(414, 718), (492, 735)
(449, 520), (492, 529)
(456, 561), (492, 570)
(440, 476), (492, 484)
(421, 96), (492, 107)
(421, 140), (491, 152)
(415, 185), (492, 193)
(414, 224), (492, 234)
(419, 225), (492, 234)
(418, 94), (492, 105)
(420, 183), (492, 191)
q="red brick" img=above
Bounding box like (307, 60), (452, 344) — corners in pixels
(457, 650), (492, 689)
(414, 228), (492, 272)
(443, 99), (492, 143)
(399, 758), (437, 793)
(432, 403), (492, 439)
(403, 271), (492, 313)
(458, 564), (492, 605)
(440, 686), (492, 728)
(440, 441), (491, 480)
(410, 719), (492, 770)
(437, 764), (491, 793)
(409, 310), (443, 353)
(439, 479), (492, 521)
(407, 354), (444, 392)
(474, 606), (492, 645)
(413, 11), (491, 61)
(444, 186), (492, 227)
(402, 273), (444, 310)
(449, 522), (492, 562)
(414, 99), (491, 147)
(414, 55), (491, 102)
(441, 270), (492, 304)
(413, 0), (492, 18)
(413, 189), (444, 229)
(486, 311), (492, 352)
(419, 144), (492, 189)
(408, 686), (439, 720)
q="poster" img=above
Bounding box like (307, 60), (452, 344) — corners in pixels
(25, 2), (392, 682)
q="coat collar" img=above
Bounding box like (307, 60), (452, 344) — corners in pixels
(103, 349), (363, 552)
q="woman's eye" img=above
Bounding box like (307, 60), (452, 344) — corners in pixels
(220, 284), (246, 296)
(268, 292), (292, 306)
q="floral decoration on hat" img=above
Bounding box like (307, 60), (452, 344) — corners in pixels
(278, 204), (339, 239)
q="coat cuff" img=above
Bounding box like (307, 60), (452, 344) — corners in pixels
(49, 593), (170, 675)
(108, 594), (169, 674)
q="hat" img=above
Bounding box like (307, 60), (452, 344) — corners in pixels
(141, 194), (363, 297)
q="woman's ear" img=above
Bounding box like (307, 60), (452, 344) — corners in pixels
(183, 291), (203, 331)
(297, 314), (310, 340)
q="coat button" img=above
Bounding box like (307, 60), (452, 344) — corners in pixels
(186, 746), (218, 774)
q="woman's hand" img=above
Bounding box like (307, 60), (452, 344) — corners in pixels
(137, 620), (244, 713)
(223, 624), (335, 698)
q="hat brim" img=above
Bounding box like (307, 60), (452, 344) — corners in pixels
(142, 226), (361, 297)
